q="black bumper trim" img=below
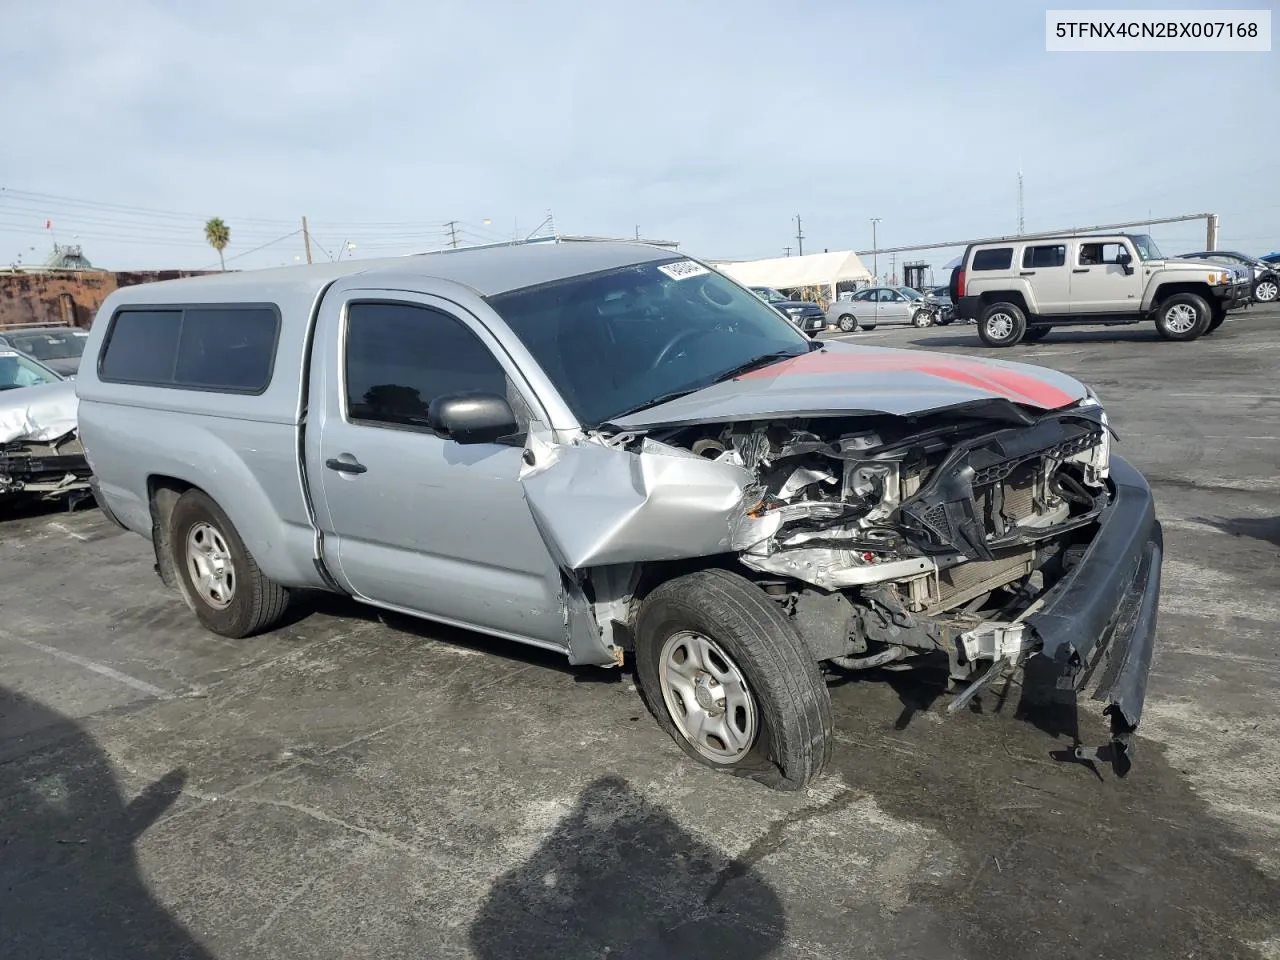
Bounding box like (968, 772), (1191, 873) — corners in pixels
(1022, 454), (1163, 735)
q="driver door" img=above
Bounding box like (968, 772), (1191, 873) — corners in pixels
(305, 291), (568, 650)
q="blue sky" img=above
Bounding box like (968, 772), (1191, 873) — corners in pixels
(2, 0), (1276, 274)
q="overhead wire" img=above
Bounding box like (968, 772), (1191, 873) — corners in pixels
(197, 230), (303, 270)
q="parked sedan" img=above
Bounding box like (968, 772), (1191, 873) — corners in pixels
(1175, 251), (1278, 304)
(825, 286), (940, 332)
(0, 325), (91, 378)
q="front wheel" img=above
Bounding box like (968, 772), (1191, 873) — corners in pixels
(837, 313), (857, 332)
(634, 569), (833, 791)
(1154, 293), (1209, 342)
(1253, 277), (1278, 303)
(911, 310), (933, 328)
(977, 302), (1027, 347)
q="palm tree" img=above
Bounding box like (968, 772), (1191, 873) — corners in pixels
(204, 217), (230, 271)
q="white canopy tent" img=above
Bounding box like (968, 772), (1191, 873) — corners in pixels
(713, 250), (872, 303)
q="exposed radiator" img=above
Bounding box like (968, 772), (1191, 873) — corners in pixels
(900, 546), (1036, 613)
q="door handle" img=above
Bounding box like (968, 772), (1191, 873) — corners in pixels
(325, 456), (367, 475)
(1019, 271), (1036, 276)
(1073, 268), (1090, 273)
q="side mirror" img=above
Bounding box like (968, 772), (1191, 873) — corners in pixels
(1116, 251), (1134, 274)
(427, 392), (518, 444)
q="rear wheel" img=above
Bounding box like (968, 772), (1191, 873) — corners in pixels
(837, 313), (858, 332)
(634, 569), (833, 791)
(1154, 293), (1209, 342)
(169, 488), (291, 638)
(977, 302), (1027, 347)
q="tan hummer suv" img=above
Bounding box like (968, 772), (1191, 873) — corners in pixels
(951, 232), (1252, 347)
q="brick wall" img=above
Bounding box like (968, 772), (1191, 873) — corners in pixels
(0, 269), (219, 329)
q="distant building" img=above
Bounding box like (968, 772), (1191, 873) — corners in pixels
(1, 244), (217, 328)
(7, 243), (104, 274)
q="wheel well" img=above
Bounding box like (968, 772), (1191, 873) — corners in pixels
(979, 291), (1030, 314)
(592, 555), (751, 650)
(148, 475), (196, 588)
(1151, 282), (1213, 307)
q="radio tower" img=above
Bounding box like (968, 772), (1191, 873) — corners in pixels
(1017, 159), (1025, 235)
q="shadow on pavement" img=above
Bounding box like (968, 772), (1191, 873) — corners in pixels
(0, 686), (213, 959)
(903, 327), (1168, 350)
(469, 774), (786, 959)
(825, 679), (1280, 959)
(283, 588), (625, 683)
(1190, 514), (1280, 548)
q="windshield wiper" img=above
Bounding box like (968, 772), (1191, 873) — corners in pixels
(600, 345), (816, 425)
(707, 348), (809, 386)
(603, 387), (706, 423)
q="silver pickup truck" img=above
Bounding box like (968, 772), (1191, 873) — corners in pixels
(76, 242), (1164, 790)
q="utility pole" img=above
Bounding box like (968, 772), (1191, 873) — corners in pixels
(795, 215), (804, 256)
(301, 216), (313, 264)
(635, 225), (640, 240)
(445, 220), (459, 248)
(784, 246), (792, 257)
(869, 218), (881, 283)
(889, 252), (897, 286)
(1013, 160), (1024, 235)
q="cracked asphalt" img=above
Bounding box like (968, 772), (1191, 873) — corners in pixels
(2, 306), (1279, 959)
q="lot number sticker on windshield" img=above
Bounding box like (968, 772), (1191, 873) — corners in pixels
(658, 260), (710, 281)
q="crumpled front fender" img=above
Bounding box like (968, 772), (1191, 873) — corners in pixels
(518, 426), (754, 570)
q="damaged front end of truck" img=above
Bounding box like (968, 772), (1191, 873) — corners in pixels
(519, 350), (1163, 767)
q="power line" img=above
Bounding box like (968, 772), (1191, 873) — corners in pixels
(197, 229), (302, 270)
(0, 187), (521, 236)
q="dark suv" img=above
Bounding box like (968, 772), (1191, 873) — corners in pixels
(749, 287), (827, 337)
(1175, 251), (1278, 304)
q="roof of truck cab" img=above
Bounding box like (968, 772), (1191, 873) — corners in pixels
(101, 241), (681, 307)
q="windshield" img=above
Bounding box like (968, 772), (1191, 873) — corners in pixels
(0, 351), (62, 390)
(3, 330), (88, 361)
(488, 259), (812, 425)
(752, 287), (788, 303)
(1130, 234), (1164, 261)
(898, 287), (924, 300)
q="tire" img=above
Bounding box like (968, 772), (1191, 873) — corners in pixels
(1253, 277), (1278, 303)
(837, 313), (857, 332)
(634, 569), (833, 791)
(1023, 326), (1051, 342)
(977, 302), (1027, 347)
(911, 310), (933, 328)
(1154, 292), (1210, 342)
(168, 488), (291, 638)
